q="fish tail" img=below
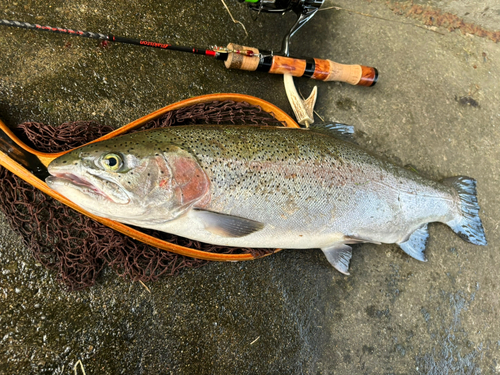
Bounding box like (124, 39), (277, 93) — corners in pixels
(443, 177), (487, 246)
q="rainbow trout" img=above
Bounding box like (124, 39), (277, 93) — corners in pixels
(46, 125), (487, 274)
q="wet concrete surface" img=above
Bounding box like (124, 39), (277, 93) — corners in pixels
(1, 0), (499, 373)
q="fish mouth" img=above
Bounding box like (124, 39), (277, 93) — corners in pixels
(47, 172), (129, 204)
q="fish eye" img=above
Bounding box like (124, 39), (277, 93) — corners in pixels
(101, 153), (123, 171)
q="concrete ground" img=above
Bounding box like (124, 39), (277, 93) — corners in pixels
(1, 0), (499, 373)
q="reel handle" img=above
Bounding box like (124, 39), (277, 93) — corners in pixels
(224, 43), (378, 86)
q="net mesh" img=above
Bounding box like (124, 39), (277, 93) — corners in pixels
(0, 100), (284, 290)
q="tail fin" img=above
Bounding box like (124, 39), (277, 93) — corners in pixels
(443, 177), (487, 246)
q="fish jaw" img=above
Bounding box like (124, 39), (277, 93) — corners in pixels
(46, 157), (133, 221)
(46, 171), (130, 204)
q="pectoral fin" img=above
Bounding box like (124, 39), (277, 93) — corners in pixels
(192, 209), (265, 238)
(321, 244), (353, 275)
(398, 224), (429, 262)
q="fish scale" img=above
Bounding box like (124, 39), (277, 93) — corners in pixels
(46, 125), (487, 274)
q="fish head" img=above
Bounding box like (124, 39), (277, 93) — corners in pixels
(46, 135), (210, 224)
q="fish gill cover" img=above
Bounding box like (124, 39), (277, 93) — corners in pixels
(0, 100), (283, 290)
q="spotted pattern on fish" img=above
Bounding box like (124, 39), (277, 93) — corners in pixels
(46, 125), (487, 273)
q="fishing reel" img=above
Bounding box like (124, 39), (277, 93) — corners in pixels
(238, 0), (325, 55)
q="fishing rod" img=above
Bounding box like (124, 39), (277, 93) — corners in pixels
(0, 1), (377, 86)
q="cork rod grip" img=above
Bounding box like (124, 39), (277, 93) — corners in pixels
(223, 44), (378, 86)
(315, 59), (378, 86)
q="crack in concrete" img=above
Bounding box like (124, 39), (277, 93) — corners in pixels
(389, 1), (500, 43)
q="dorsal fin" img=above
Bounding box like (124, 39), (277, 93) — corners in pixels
(309, 123), (355, 142)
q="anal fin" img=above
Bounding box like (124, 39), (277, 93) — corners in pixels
(398, 224), (429, 262)
(321, 244), (353, 275)
(192, 209), (265, 238)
